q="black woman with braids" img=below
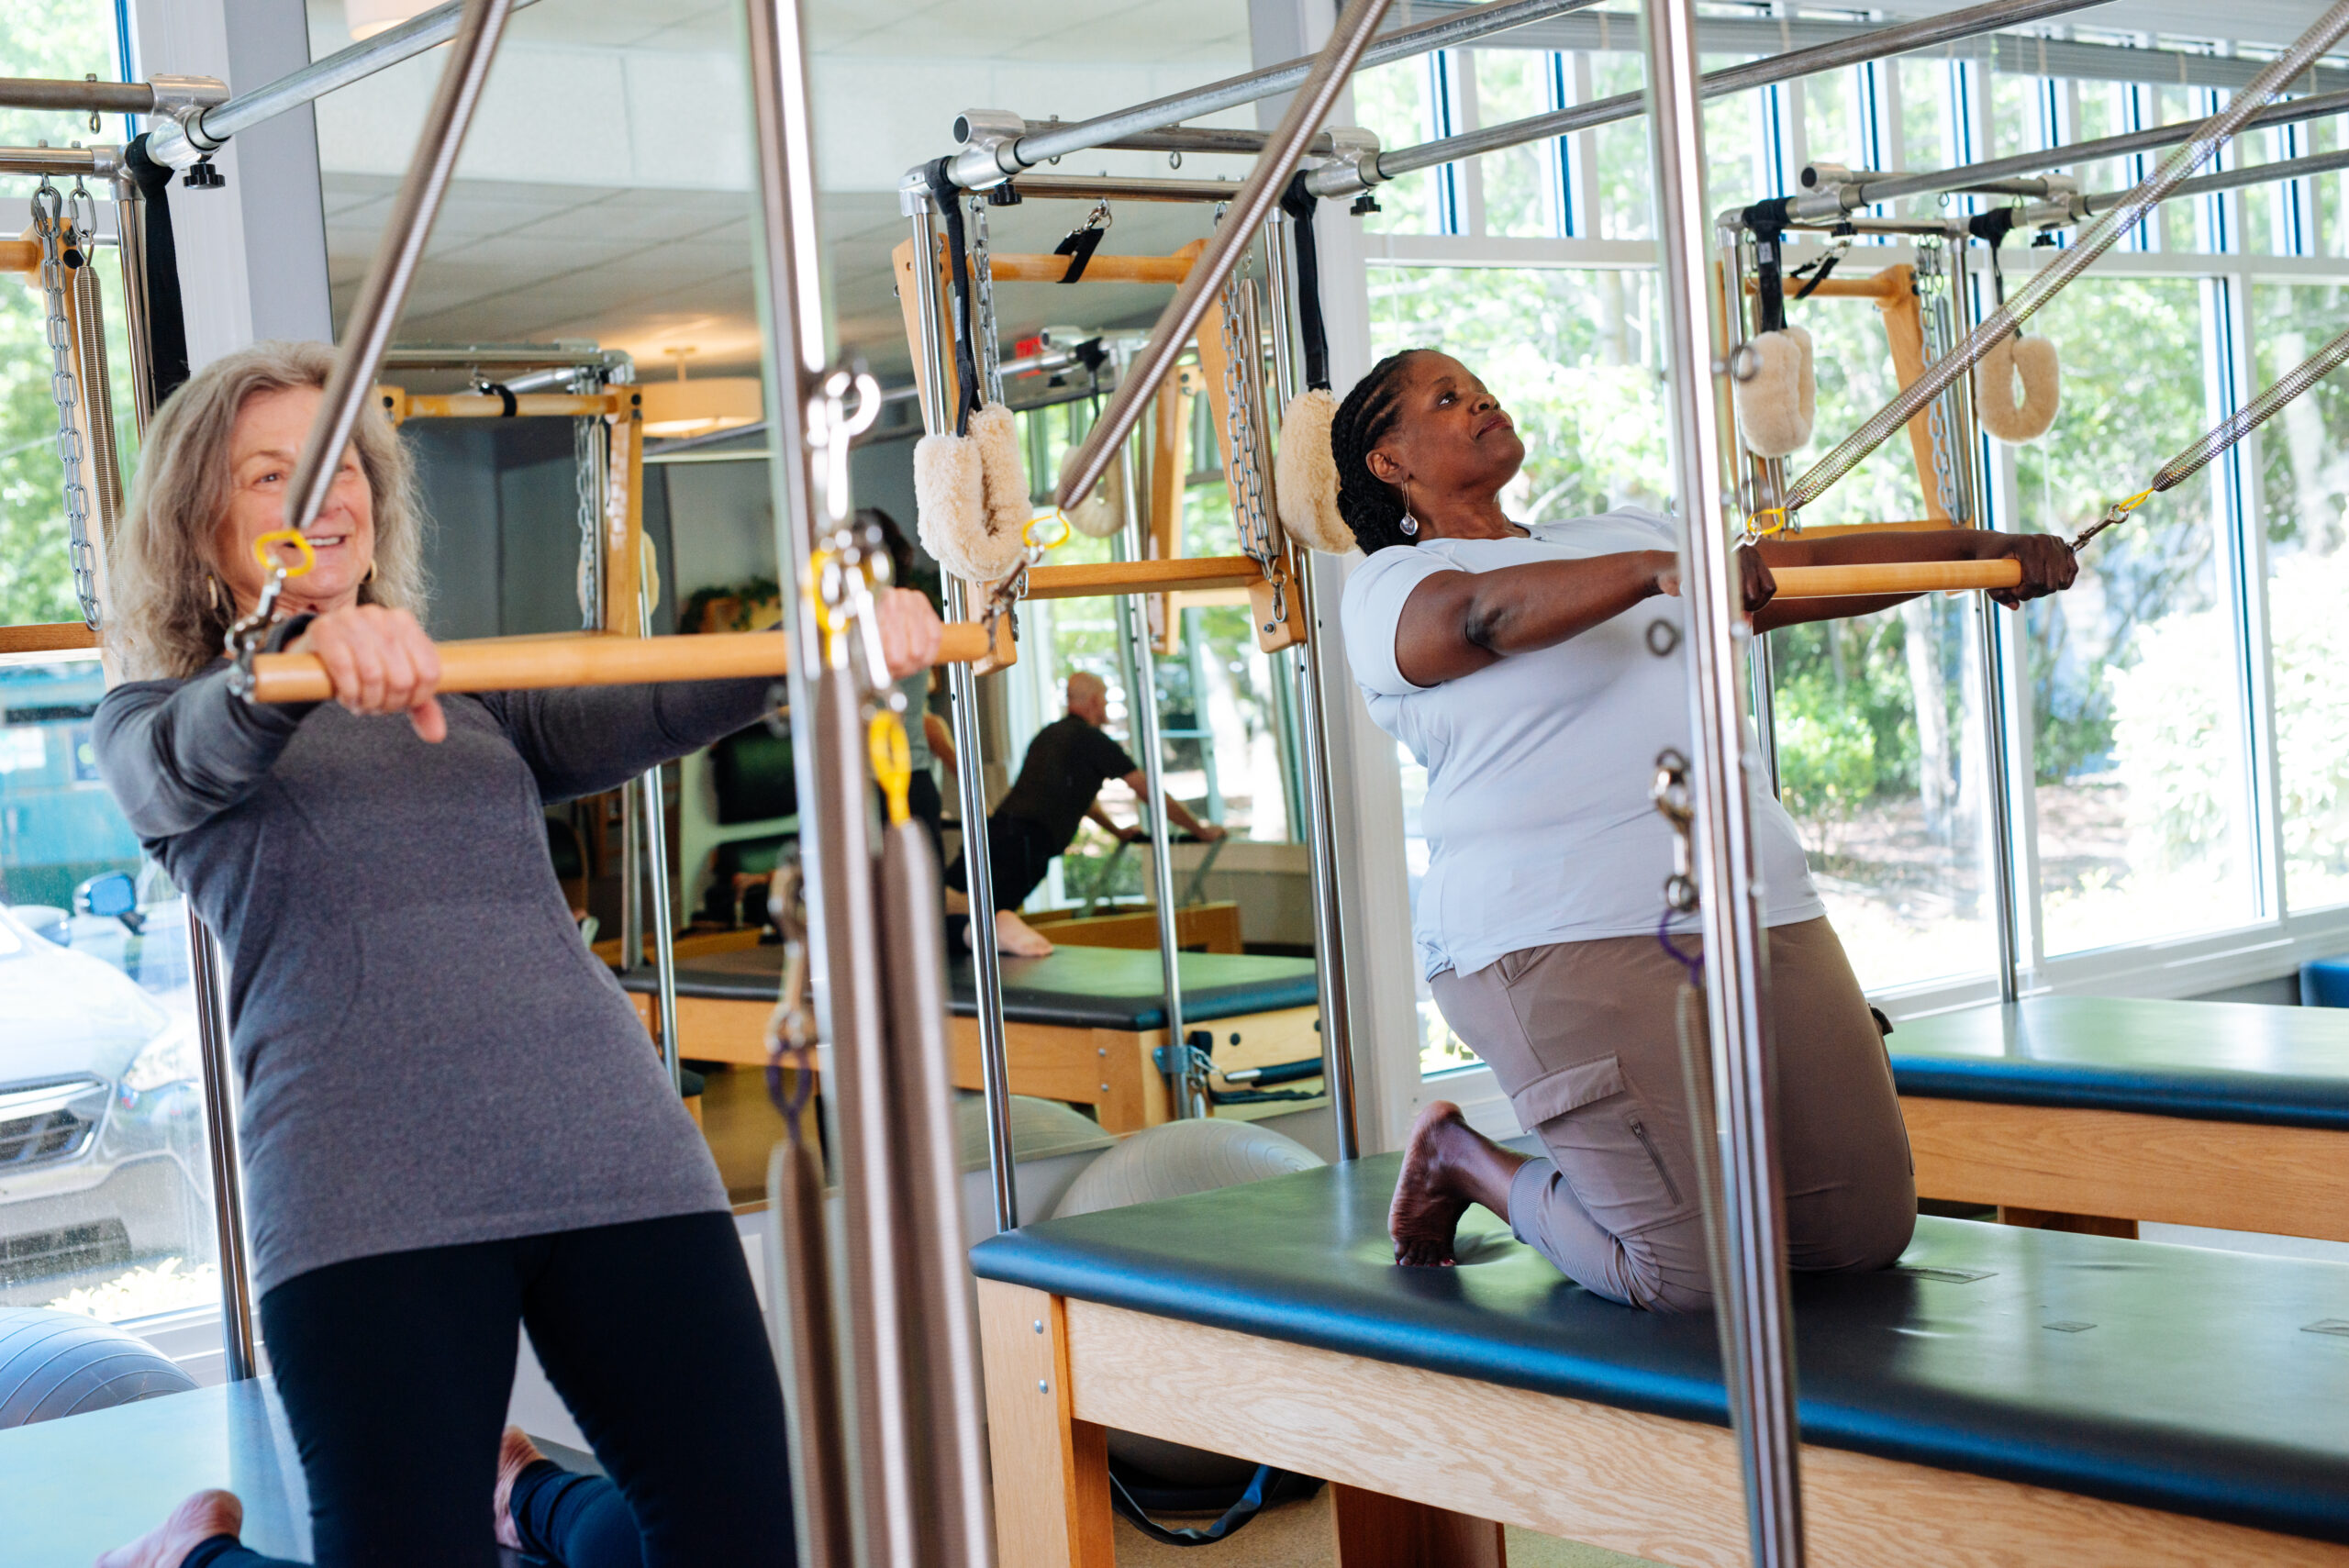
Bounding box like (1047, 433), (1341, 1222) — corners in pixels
(1341, 349), (2077, 1311)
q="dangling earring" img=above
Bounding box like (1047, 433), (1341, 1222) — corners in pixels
(206, 574), (225, 615)
(362, 560), (378, 586)
(1397, 479), (1419, 538)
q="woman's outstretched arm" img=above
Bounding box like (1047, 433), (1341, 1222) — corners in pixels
(1392, 550), (1677, 686)
(93, 667), (315, 840)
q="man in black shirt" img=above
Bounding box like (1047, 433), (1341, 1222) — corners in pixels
(948, 672), (1223, 955)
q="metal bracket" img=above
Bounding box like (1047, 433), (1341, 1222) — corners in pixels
(1312, 125), (1385, 200)
(947, 106), (1026, 193)
(141, 75), (230, 170)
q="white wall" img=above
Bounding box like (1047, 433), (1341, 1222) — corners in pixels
(127, 0), (332, 363)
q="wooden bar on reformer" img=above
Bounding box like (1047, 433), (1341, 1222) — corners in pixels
(244, 620), (1001, 703)
(1770, 558), (2021, 598)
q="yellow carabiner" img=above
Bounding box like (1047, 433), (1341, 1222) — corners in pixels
(1744, 506), (1790, 539)
(1023, 510), (1072, 553)
(2114, 486), (2156, 517)
(868, 711), (912, 828)
(252, 528), (317, 579)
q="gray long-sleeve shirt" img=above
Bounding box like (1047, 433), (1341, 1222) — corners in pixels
(94, 658), (775, 1294)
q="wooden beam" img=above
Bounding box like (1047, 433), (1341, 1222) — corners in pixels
(979, 1283), (1118, 1568)
(1903, 1095), (2349, 1242)
(1770, 558), (2021, 598)
(1024, 555), (1264, 601)
(1052, 1297), (2349, 1567)
(987, 252), (1194, 284)
(247, 622), (997, 703)
(0, 622), (99, 655)
(383, 390), (625, 421)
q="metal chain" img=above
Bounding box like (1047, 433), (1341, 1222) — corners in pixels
(32, 183), (99, 630)
(571, 368), (605, 630)
(1218, 249), (1286, 633)
(1912, 242), (1964, 521)
(969, 193), (1004, 406)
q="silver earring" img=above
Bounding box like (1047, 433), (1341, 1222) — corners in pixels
(1399, 514), (1419, 537)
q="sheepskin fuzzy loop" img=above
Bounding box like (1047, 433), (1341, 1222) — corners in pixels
(916, 430), (1025, 584)
(1275, 388), (1353, 554)
(1730, 326), (1815, 459)
(1975, 334), (2061, 444)
(970, 402), (1032, 539)
(1060, 444), (1127, 539)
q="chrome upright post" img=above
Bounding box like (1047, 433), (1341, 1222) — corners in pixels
(1641, 0), (1807, 1562)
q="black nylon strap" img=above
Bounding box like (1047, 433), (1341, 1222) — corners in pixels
(1052, 223), (1107, 283)
(1741, 198), (1792, 335)
(928, 160), (983, 436)
(1279, 173), (1331, 391)
(123, 135), (192, 405)
(1108, 1463), (1296, 1547)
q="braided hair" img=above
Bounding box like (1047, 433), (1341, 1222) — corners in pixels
(1330, 349), (1427, 554)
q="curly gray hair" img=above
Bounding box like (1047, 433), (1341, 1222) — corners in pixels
(106, 340), (428, 681)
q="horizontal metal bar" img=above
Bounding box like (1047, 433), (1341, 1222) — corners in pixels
(378, 342), (628, 370)
(2087, 144), (2349, 213)
(0, 144), (120, 179)
(1314, 0), (2108, 195)
(1022, 120), (1331, 159)
(0, 78), (159, 113)
(956, 0), (1597, 186)
(1005, 172), (1252, 203)
(1801, 87), (2349, 214)
(145, 0), (543, 168)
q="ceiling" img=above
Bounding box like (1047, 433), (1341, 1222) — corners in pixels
(307, 0), (2349, 390)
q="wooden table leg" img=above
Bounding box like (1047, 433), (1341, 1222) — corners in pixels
(1330, 1483), (1508, 1566)
(978, 1281), (1116, 1567)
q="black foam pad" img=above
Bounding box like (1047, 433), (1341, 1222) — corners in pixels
(1887, 996), (2349, 1129)
(974, 1156), (2349, 1544)
(618, 943), (1317, 1029)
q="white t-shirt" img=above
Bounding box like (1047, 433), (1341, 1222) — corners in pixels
(1340, 508), (1823, 980)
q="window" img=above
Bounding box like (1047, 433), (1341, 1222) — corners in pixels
(2254, 280), (2349, 910)
(0, 657), (221, 1325)
(2013, 276), (2255, 955)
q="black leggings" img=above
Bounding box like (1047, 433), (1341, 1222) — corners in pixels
(181, 1211), (795, 1568)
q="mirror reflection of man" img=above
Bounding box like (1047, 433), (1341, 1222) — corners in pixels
(946, 672), (1224, 956)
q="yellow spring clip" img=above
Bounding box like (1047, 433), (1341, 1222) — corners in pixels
(868, 710), (912, 828)
(1743, 506), (1791, 540)
(251, 528), (317, 579)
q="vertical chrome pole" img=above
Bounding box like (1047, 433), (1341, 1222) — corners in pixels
(187, 917), (254, 1383)
(1114, 340), (1191, 1118)
(907, 193), (1019, 1229)
(618, 781), (642, 971)
(1951, 242), (2021, 1002)
(745, 0), (963, 1560)
(1261, 213), (1358, 1159)
(1642, 2), (1806, 1564)
(637, 571), (682, 1090)
(112, 184), (155, 430)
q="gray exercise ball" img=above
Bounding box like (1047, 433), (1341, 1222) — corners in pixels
(1053, 1119), (1326, 1492)
(1053, 1117), (1324, 1220)
(0, 1307), (195, 1427)
(952, 1092), (1116, 1173)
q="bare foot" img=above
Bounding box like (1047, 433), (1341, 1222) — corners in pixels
(493, 1426), (545, 1551)
(1389, 1100), (1531, 1268)
(995, 910), (1053, 957)
(95, 1489), (242, 1568)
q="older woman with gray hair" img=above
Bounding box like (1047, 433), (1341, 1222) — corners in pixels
(92, 340), (940, 1568)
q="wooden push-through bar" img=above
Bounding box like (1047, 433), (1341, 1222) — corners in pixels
(1023, 555), (1265, 601)
(987, 252), (1195, 284)
(1769, 558), (2021, 598)
(0, 621), (100, 655)
(247, 621), (1003, 704)
(375, 387), (633, 422)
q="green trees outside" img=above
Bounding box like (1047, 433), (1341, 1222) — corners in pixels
(0, 0), (129, 628)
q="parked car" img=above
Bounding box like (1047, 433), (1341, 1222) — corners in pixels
(0, 885), (212, 1290)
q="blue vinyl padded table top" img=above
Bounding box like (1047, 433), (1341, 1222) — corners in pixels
(1885, 995), (2349, 1129)
(973, 1155), (2349, 1544)
(614, 942), (1319, 1030)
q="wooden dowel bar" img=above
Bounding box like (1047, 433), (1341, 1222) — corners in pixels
(248, 622), (997, 703)
(0, 621), (100, 654)
(1742, 269), (1909, 302)
(387, 391), (628, 420)
(987, 252), (1194, 284)
(1788, 518), (1961, 537)
(1769, 558), (2022, 598)
(1021, 555), (1264, 600)
(0, 239), (40, 274)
